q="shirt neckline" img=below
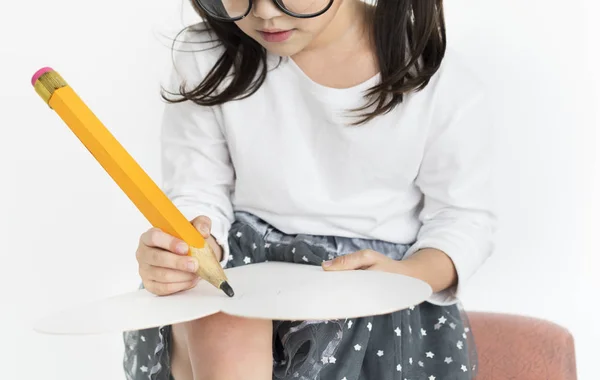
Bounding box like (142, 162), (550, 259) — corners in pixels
(277, 55), (382, 103)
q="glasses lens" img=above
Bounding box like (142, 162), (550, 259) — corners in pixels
(197, 0), (250, 19)
(279, 0), (331, 16)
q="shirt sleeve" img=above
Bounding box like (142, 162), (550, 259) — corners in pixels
(159, 31), (235, 266)
(406, 90), (497, 306)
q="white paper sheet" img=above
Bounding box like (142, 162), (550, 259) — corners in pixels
(33, 262), (432, 335)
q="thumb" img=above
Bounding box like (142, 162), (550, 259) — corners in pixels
(322, 250), (378, 271)
(191, 215), (212, 238)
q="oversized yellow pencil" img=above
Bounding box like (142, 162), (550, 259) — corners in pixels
(31, 67), (234, 298)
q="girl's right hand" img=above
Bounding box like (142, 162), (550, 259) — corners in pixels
(136, 216), (221, 296)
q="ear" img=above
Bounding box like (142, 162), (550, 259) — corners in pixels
(322, 250), (380, 271)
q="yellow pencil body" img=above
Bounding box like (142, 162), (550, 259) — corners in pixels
(50, 85), (204, 247)
(32, 68), (233, 296)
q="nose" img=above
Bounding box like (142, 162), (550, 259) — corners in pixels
(251, 0), (284, 19)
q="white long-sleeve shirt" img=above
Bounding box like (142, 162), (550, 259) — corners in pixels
(160, 29), (496, 306)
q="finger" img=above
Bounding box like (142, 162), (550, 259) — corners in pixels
(191, 216), (212, 238)
(140, 264), (198, 283)
(198, 235), (223, 262)
(145, 278), (199, 296)
(322, 250), (379, 271)
(140, 247), (199, 273)
(140, 228), (189, 255)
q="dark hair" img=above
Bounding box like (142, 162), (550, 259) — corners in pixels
(162, 0), (446, 125)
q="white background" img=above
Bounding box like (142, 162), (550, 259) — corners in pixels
(0, 0), (597, 378)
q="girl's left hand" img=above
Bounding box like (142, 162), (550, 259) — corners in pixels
(321, 248), (459, 295)
(321, 250), (406, 275)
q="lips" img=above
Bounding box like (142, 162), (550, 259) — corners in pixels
(258, 29), (294, 43)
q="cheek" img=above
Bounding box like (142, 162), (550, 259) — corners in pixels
(234, 19), (254, 36)
(298, 8), (340, 36)
(291, 18), (328, 41)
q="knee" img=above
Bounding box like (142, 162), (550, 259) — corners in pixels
(183, 312), (272, 353)
(176, 313), (273, 380)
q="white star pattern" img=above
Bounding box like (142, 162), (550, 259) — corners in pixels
(252, 243), (257, 250)
(265, 243), (271, 248)
(140, 335), (146, 342)
(236, 232), (242, 238)
(140, 366), (148, 373)
(292, 248), (296, 253)
(197, 258), (477, 380)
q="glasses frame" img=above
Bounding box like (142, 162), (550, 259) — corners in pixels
(193, 0), (335, 22)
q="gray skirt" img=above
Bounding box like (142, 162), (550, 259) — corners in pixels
(123, 211), (478, 380)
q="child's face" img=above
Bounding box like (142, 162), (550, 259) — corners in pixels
(234, 0), (345, 57)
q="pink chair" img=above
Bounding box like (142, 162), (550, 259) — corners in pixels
(468, 312), (577, 380)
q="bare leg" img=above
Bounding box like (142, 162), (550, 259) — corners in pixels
(170, 313), (273, 380)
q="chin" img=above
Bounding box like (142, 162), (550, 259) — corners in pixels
(249, 31), (309, 57)
(262, 43), (305, 57)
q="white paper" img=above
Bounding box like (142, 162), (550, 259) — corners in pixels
(33, 262), (432, 335)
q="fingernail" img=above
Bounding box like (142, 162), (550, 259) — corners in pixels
(322, 260), (332, 267)
(187, 260), (198, 272)
(177, 243), (188, 254)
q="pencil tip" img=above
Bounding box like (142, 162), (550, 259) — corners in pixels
(220, 281), (235, 298)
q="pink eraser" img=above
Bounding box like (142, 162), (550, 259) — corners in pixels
(31, 67), (54, 86)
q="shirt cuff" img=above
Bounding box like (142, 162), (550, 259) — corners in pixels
(405, 233), (491, 306)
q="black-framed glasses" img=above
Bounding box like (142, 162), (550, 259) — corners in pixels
(193, 0), (335, 21)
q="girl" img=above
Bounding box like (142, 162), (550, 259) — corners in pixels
(124, 0), (495, 379)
